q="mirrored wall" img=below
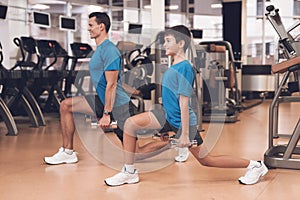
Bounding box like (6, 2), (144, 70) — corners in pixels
(3, 0), (299, 67)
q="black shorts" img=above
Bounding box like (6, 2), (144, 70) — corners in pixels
(85, 94), (104, 118)
(85, 94), (135, 142)
(151, 108), (203, 146)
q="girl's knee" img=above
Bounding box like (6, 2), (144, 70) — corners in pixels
(198, 157), (211, 167)
(124, 117), (133, 129)
(190, 148), (213, 167)
(124, 118), (138, 136)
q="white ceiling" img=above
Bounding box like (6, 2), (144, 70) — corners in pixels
(28, 0), (230, 16)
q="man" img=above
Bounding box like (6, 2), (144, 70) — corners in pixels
(44, 12), (168, 165)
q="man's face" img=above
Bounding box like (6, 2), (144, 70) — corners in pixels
(88, 16), (101, 39)
(163, 34), (180, 57)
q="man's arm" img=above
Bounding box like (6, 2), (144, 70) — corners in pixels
(98, 70), (118, 128)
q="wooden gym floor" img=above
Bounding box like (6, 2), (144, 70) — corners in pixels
(0, 100), (300, 200)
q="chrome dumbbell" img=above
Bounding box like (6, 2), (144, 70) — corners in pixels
(170, 139), (198, 148)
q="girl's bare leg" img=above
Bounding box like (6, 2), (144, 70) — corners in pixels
(189, 145), (249, 168)
(123, 112), (162, 164)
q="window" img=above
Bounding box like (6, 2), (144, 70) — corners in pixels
(256, 0), (271, 16)
(294, 0), (300, 16)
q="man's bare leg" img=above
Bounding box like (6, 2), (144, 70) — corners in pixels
(44, 96), (95, 165)
(60, 96), (95, 150)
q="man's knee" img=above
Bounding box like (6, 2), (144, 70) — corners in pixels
(60, 98), (72, 113)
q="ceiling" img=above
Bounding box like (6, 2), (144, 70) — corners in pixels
(27, 0), (231, 16)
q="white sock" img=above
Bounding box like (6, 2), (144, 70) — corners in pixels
(125, 164), (135, 173)
(64, 148), (74, 155)
(247, 160), (260, 168)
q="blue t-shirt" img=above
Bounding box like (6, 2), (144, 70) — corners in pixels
(161, 60), (197, 128)
(89, 39), (130, 107)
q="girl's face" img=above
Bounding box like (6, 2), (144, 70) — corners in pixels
(163, 34), (180, 57)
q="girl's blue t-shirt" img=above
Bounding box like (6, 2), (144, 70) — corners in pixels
(161, 60), (197, 128)
(89, 39), (130, 106)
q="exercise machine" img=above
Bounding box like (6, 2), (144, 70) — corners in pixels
(33, 39), (68, 112)
(1, 37), (45, 127)
(0, 42), (18, 135)
(117, 40), (157, 113)
(198, 41), (239, 123)
(66, 42), (94, 97)
(264, 5), (300, 169)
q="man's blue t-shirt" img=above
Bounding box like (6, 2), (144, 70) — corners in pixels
(161, 60), (197, 128)
(89, 39), (130, 107)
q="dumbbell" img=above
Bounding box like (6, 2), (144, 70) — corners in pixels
(90, 117), (118, 132)
(153, 133), (197, 148)
(170, 139), (198, 148)
(152, 132), (171, 140)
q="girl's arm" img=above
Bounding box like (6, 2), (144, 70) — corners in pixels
(178, 94), (191, 147)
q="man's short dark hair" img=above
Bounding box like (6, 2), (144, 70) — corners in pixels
(89, 12), (111, 33)
(165, 25), (191, 51)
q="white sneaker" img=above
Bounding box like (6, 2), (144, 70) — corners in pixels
(238, 161), (268, 185)
(175, 147), (190, 162)
(105, 167), (139, 186)
(44, 147), (78, 165)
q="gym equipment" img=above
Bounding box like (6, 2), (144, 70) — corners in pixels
(13, 37), (80, 113)
(241, 64), (271, 101)
(11, 37), (61, 115)
(170, 139), (198, 148)
(265, 6), (300, 138)
(265, 56), (300, 169)
(198, 40), (267, 123)
(191, 38), (243, 158)
(264, 5), (300, 169)
(0, 42), (18, 135)
(217, 41), (267, 111)
(198, 41), (239, 123)
(116, 41), (145, 113)
(33, 39), (68, 112)
(152, 132), (197, 148)
(117, 41), (157, 113)
(1, 37), (45, 127)
(66, 42), (94, 97)
(89, 117), (117, 133)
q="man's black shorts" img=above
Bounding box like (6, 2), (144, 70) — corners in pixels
(85, 94), (135, 142)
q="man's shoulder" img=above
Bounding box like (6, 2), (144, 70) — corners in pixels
(100, 40), (120, 54)
(102, 39), (117, 48)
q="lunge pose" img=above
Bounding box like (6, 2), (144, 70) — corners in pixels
(44, 12), (169, 165)
(105, 25), (268, 186)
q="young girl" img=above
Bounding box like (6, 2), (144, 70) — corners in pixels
(104, 25), (268, 186)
